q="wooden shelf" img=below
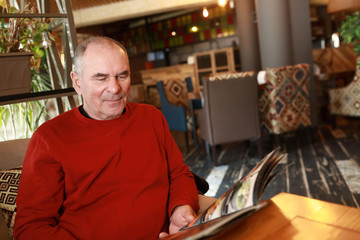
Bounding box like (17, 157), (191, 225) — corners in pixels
(0, 88), (77, 106)
(0, 13), (68, 18)
(0, 0), (79, 114)
(194, 47), (241, 86)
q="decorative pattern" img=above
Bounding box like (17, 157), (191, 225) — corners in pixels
(163, 78), (189, 111)
(209, 71), (256, 81)
(259, 63), (311, 135)
(146, 78), (189, 113)
(0, 167), (22, 237)
(329, 60), (360, 116)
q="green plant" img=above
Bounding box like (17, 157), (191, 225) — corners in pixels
(0, 0), (52, 70)
(0, 51), (52, 141)
(339, 12), (360, 56)
(0, 0), (54, 140)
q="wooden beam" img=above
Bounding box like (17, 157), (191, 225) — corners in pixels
(73, 0), (218, 28)
(0, 13), (68, 18)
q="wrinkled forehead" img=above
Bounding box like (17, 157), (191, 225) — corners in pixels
(82, 43), (129, 72)
(85, 41), (126, 58)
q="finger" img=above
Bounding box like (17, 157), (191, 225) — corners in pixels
(184, 210), (196, 223)
(159, 232), (169, 239)
(169, 223), (181, 235)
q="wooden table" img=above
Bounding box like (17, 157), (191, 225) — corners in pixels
(168, 192), (360, 239)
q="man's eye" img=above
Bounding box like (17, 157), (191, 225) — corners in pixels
(117, 74), (129, 80)
(95, 77), (107, 81)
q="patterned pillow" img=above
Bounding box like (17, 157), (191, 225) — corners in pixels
(209, 71), (256, 81)
(0, 166), (22, 237)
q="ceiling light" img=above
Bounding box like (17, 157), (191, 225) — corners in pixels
(218, 0), (227, 7)
(191, 26), (198, 32)
(331, 32), (340, 48)
(229, 0), (234, 9)
(203, 7), (209, 18)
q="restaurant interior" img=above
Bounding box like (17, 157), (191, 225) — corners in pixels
(1, 0), (360, 238)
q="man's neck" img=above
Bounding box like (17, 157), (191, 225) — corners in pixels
(79, 105), (92, 119)
(78, 105), (126, 119)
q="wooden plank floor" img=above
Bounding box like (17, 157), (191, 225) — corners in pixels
(173, 124), (360, 208)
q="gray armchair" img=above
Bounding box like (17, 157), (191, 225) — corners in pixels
(0, 138), (30, 240)
(198, 72), (263, 165)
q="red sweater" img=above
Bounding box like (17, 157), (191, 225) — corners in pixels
(14, 103), (199, 240)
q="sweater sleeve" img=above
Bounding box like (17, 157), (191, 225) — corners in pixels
(159, 113), (200, 217)
(14, 131), (75, 240)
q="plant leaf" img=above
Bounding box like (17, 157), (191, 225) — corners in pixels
(0, 0), (6, 9)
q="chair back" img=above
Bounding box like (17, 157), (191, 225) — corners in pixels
(156, 81), (188, 132)
(199, 72), (261, 145)
(0, 138), (29, 170)
(259, 63), (311, 135)
(185, 76), (194, 92)
(329, 68), (360, 116)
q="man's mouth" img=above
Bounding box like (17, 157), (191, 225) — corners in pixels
(105, 95), (125, 102)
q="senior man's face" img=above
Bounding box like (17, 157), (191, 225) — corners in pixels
(72, 43), (131, 120)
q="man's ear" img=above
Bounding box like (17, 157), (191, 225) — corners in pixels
(71, 71), (82, 95)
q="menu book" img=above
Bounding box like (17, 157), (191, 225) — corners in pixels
(166, 147), (288, 240)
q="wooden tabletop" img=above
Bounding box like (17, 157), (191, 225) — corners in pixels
(169, 192), (360, 240)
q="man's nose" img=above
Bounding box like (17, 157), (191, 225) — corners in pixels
(107, 77), (122, 93)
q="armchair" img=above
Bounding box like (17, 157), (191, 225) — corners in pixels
(185, 76), (202, 147)
(198, 72), (263, 165)
(258, 63), (311, 139)
(156, 81), (189, 149)
(0, 138), (30, 240)
(329, 69), (360, 118)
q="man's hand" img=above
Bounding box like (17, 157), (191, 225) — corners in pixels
(169, 205), (196, 234)
(159, 205), (196, 239)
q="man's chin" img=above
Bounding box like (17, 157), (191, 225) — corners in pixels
(101, 109), (124, 120)
(108, 104), (126, 115)
(106, 98), (126, 107)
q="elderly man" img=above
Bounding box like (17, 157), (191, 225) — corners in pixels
(14, 36), (199, 239)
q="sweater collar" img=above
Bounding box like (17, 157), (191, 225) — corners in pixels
(78, 105), (126, 120)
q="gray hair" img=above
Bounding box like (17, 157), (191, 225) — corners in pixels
(72, 36), (128, 76)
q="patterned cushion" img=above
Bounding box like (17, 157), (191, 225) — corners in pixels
(259, 63), (311, 135)
(150, 78), (190, 114)
(162, 78), (189, 108)
(209, 71), (256, 81)
(329, 68), (360, 116)
(0, 166), (22, 237)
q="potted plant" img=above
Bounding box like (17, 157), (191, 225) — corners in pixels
(0, 0), (52, 96)
(339, 12), (360, 68)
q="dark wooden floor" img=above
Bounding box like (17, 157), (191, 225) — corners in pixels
(173, 122), (360, 208)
